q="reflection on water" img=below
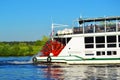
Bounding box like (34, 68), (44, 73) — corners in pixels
(36, 64), (120, 80)
(36, 64), (65, 80)
(85, 65), (120, 80)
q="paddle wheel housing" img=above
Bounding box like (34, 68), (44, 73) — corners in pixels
(41, 39), (65, 57)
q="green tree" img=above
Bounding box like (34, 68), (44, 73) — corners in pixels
(35, 40), (42, 46)
(0, 35), (49, 56)
(27, 45), (33, 55)
(10, 45), (20, 56)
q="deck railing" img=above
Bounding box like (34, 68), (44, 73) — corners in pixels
(73, 24), (120, 34)
(55, 17), (120, 36)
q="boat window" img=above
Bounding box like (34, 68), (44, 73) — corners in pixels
(118, 36), (120, 46)
(118, 35), (120, 47)
(54, 38), (71, 45)
(66, 38), (71, 43)
(96, 44), (105, 48)
(96, 52), (101, 56)
(107, 51), (111, 55)
(107, 36), (116, 43)
(85, 44), (94, 48)
(119, 44), (120, 47)
(112, 51), (117, 55)
(96, 36), (105, 43)
(107, 44), (116, 47)
(102, 51), (105, 55)
(85, 53), (94, 56)
(85, 37), (94, 43)
(85, 37), (94, 48)
(113, 51), (117, 55)
(95, 36), (105, 48)
(96, 51), (105, 56)
(96, 51), (117, 56)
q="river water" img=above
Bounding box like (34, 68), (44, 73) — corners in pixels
(0, 57), (120, 80)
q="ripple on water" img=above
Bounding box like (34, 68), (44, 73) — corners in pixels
(0, 57), (120, 80)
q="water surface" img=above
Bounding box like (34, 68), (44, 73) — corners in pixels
(0, 57), (120, 80)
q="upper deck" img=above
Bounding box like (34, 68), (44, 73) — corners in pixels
(56, 16), (120, 36)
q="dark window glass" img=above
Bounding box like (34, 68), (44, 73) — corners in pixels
(85, 37), (94, 43)
(96, 52), (101, 56)
(67, 38), (71, 43)
(118, 35), (120, 42)
(107, 51), (111, 55)
(96, 36), (105, 43)
(85, 44), (94, 48)
(113, 51), (117, 55)
(102, 51), (105, 55)
(107, 36), (116, 43)
(107, 44), (116, 47)
(96, 44), (105, 48)
(85, 54), (94, 56)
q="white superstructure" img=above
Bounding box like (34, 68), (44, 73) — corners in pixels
(33, 16), (120, 64)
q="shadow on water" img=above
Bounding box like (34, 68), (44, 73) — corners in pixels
(35, 63), (120, 80)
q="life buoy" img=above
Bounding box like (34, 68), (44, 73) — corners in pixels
(32, 57), (37, 63)
(47, 56), (52, 63)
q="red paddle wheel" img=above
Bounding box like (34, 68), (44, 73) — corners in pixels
(41, 40), (65, 57)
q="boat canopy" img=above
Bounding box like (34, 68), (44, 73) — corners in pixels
(79, 16), (120, 24)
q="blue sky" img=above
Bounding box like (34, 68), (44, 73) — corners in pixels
(0, 0), (120, 41)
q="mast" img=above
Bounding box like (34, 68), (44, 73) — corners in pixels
(50, 23), (68, 56)
(50, 23), (54, 56)
(51, 23), (54, 41)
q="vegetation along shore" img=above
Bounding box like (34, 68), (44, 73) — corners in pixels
(0, 36), (49, 56)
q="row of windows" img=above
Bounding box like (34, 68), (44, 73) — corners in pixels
(85, 44), (117, 48)
(85, 35), (120, 48)
(96, 51), (117, 56)
(85, 51), (117, 56)
(85, 35), (120, 43)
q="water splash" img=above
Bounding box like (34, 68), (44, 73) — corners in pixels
(0, 57), (33, 65)
(0, 52), (43, 65)
(8, 60), (32, 65)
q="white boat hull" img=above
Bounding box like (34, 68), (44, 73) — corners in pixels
(33, 56), (120, 65)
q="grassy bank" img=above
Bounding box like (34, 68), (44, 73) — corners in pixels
(0, 36), (49, 57)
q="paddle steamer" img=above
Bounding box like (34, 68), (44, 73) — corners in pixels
(33, 16), (120, 64)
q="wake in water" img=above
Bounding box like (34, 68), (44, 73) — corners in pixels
(0, 52), (43, 65)
(0, 57), (33, 65)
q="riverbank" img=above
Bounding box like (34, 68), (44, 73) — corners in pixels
(0, 36), (49, 57)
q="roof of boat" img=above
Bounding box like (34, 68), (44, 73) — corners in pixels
(79, 16), (120, 24)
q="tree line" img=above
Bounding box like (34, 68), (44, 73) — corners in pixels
(0, 36), (49, 57)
